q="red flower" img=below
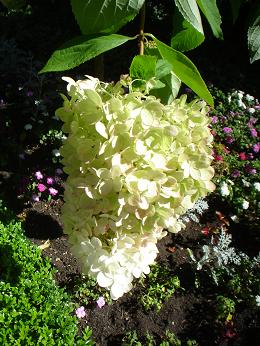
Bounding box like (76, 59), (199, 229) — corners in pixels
(201, 227), (209, 236)
(238, 152), (247, 160)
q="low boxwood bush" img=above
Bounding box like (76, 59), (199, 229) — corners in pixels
(0, 219), (93, 345)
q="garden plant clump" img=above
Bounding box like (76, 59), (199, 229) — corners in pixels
(0, 206), (93, 346)
(57, 75), (215, 300)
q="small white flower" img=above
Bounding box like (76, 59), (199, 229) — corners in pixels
(52, 149), (60, 157)
(220, 181), (230, 197)
(230, 214), (239, 223)
(256, 296), (260, 307)
(248, 107), (256, 114)
(227, 96), (231, 103)
(24, 123), (32, 130)
(237, 99), (246, 109)
(245, 94), (254, 102)
(242, 199), (249, 210)
(242, 179), (250, 187)
(253, 182), (260, 191)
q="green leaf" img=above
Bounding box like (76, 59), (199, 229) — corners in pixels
(174, 0), (203, 34)
(151, 71), (181, 104)
(151, 35), (213, 106)
(39, 34), (134, 73)
(248, 9), (260, 63)
(70, 0), (145, 35)
(130, 55), (157, 81)
(197, 0), (223, 39)
(171, 7), (204, 52)
(155, 59), (181, 100)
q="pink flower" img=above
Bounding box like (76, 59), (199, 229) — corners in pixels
(46, 177), (54, 185)
(222, 146), (230, 154)
(37, 183), (46, 192)
(253, 143), (260, 153)
(226, 136), (234, 144)
(75, 306), (86, 318)
(250, 128), (258, 137)
(211, 116), (218, 124)
(238, 152), (247, 160)
(223, 127), (232, 134)
(215, 155), (223, 161)
(49, 187), (58, 196)
(96, 296), (106, 308)
(35, 171), (43, 180)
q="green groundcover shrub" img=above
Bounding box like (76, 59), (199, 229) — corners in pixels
(0, 218), (93, 345)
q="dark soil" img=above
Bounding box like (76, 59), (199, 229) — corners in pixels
(21, 198), (260, 346)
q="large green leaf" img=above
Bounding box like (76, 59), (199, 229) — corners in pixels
(174, 0), (203, 34)
(39, 34), (133, 73)
(197, 0), (223, 39)
(70, 0), (145, 35)
(171, 7), (204, 52)
(130, 55), (157, 81)
(151, 35), (213, 106)
(248, 10), (260, 63)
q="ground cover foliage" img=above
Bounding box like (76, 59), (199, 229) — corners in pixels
(0, 1), (259, 345)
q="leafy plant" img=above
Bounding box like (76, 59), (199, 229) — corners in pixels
(39, 0), (220, 105)
(139, 264), (180, 311)
(0, 219), (94, 345)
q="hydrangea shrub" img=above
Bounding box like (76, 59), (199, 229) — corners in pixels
(56, 76), (215, 300)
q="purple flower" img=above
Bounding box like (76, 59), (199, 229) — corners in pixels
(32, 194), (40, 202)
(247, 153), (254, 160)
(184, 87), (192, 94)
(46, 177), (54, 185)
(26, 90), (33, 97)
(96, 296), (106, 308)
(226, 136), (234, 144)
(49, 187), (58, 196)
(250, 128), (258, 137)
(223, 127), (232, 134)
(211, 116), (218, 124)
(248, 117), (257, 127)
(35, 171), (43, 180)
(55, 168), (63, 175)
(75, 306), (86, 319)
(253, 143), (260, 153)
(245, 165), (256, 175)
(231, 170), (240, 178)
(37, 183), (46, 192)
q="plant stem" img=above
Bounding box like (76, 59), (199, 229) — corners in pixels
(139, 3), (146, 55)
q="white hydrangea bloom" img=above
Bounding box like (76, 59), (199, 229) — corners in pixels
(57, 76), (215, 299)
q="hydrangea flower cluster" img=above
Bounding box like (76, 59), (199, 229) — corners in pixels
(56, 75), (215, 300)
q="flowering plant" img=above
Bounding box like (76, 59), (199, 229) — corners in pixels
(22, 168), (64, 203)
(56, 75), (215, 299)
(210, 88), (259, 219)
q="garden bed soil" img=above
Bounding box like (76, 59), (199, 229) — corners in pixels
(21, 199), (260, 346)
